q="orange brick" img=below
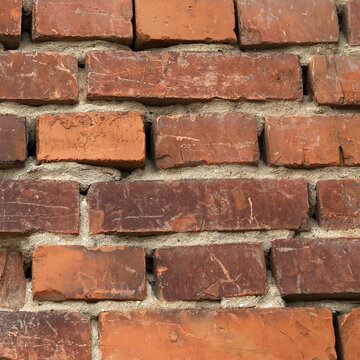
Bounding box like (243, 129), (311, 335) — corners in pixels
(344, 0), (360, 45)
(338, 308), (360, 359)
(0, 0), (21, 48)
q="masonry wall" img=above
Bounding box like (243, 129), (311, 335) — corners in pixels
(1, 0), (360, 359)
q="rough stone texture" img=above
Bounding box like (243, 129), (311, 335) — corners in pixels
(36, 111), (145, 169)
(272, 238), (360, 300)
(135, 0), (237, 49)
(0, 311), (91, 359)
(317, 179), (360, 230)
(0, 251), (26, 310)
(309, 55), (360, 106)
(153, 113), (259, 169)
(338, 308), (360, 359)
(0, 51), (78, 104)
(32, 0), (133, 45)
(236, 0), (339, 47)
(344, 0), (360, 45)
(0, 179), (79, 234)
(0, 114), (27, 168)
(265, 114), (360, 167)
(86, 51), (303, 103)
(0, 0), (21, 49)
(155, 243), (266, 301)
(99, 308), (336, 360)
(33, 245), (146, 301)
(88, 178), (309, 234)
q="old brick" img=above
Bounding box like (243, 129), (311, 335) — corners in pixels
(0, 114), (27, 168)
(0, 52), (78, 104)
(309, 55), (360, 106)
(338, 308), (360, 359)
(265, 114), (360, 167)
(0, 311), (91, 359)
(135, 0), (236, 49)
(88, 178), (309, 234)
(0, 180), (79, 234)
(37, 111), (145, 169)
(272, 238), (360, 300)
(0, 0), (21, 49)
(317, 179), (360, 230)
(236, 0), (339, 47)
(155, 243), (266, 301)
(0, 251), (25, 310)
(99, 308), (336, 359)
(33, 0), (133, 44)
(153, 113), (258, 169)
(86, 51), (303, 103)
(33, 245), (146, 301)
(344, 0), (360, 45)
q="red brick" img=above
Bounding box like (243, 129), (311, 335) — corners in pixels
(236, 0), (339, 47)
(135, 0), (236, 49)
(309, 55), (360, 106)
(33, 0), (133, 45)
(153, 113), (258, 169)
(88, 179), (309, 234)
(36, 111), (145, 169)
(86, 51), (303, 103)
(338, 308), (360, 359)
(0, 114), (27, 168)
(317, 179), (360, 230)
(0, 251), (25, 310)
(0, 52), (78, 104)
(0, 180), (79, 234)
(272, 238), (360, 300)
(0, 0), (21, 49)
(344, 0), (360, 45)
(265, 114), (360, 167)
(33, 245), (146, 301)
(99, 308), (336, 360)
(155, 243), (266, 301)
(0, 311), (91, 359)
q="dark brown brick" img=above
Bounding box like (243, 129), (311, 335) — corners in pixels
(0, 180), (79, 234)
(155, 243), (266, 301)
(338, 308), (360, 359)
(153, 113), (258, 169)
(0, 114), (27, 168)
(88, 179), (309, 234)
(86, 51), (303, 104)
(0, 0), (21, 49)
(0, 311), (91, 359)
(344, 0), (360, 45)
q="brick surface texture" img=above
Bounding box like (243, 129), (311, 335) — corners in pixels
(0, 0), (21, 49)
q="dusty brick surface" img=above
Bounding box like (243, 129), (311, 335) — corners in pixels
(338, 308), (360, 359)
(33, 245), (146, 301)
(344, 0), (360, 45)
(86, 51), (303, 103)
(36, 111), (145, 169)
(153, 113), (258, 169)
(99, 308), (336, 360)
(0, 0), (21, 49)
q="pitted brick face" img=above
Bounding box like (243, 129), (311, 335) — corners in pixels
(0, 0), (21, 49)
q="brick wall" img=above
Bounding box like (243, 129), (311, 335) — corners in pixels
(1, 0), (360, 358)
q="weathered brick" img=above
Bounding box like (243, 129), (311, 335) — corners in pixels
(236, 0), (339, 47)
(86, 51), (303, 103)
(0, 0), (21, 49)
(272, 238), (360, 300)
(155, 243), (266, 301)
(344, 0), (360, 45)
(0, 251), (26, 310)
(88, 179), (309, 234)
(153, 113), (258, 169)
(338, 308), (360, 359)
(37, 111), (145, 169)
(33, 245), (146, 301)
(265, 114), (360, 167)
(135, 0), (236, 49)
(0, 52), (78, 104)
(309, 55), (360, 106)
(0, 311), (91, 359)
(33, 0), (133, 44)
(99, 308), (336, 359)
(317, 179), (360, 230)
(0, 114), (27, 168)
(0, 180), (79, 234)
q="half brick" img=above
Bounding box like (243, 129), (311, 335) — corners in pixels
(338, 308), (360, 359)
(0, 0), (21, 48)
(344, 0), (360, 45)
